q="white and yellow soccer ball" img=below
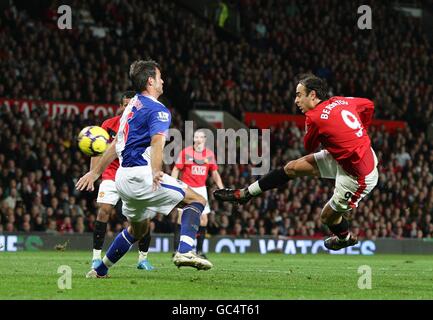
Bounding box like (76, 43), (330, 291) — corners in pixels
(77, 126), (110, 157)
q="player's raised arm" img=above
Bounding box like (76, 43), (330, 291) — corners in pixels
(76, 137), (118, 191)
(150, 133), (166, 190)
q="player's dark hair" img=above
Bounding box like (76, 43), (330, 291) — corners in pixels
(297, 73), (330, 100)
(119, 91), (136, 105)
(129, 59), (161, 92)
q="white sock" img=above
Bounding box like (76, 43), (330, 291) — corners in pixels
(93, 249), (102, 260)
(102, 256), (114, 268)
(248, 181), (262, 196)
(138, 251), (148, 262)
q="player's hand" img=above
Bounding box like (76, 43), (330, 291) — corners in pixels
(152, 171), (164, 191)
(76, 171), (98, 191)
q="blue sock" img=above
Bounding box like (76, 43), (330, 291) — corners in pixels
(95, 228), (136, 276)
(178, 202), (204, 253)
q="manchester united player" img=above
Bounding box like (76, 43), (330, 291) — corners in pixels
(172, 129), (224, 258)
(214, 74), (379, 251)
(90, 91), (154, 270)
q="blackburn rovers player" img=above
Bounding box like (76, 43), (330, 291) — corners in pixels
(215, 74), (379, 251)
(172, 129), (224, 259)
(77, 59), (212, 278)
(90, 91), (154, 271)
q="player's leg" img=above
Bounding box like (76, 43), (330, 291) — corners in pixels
(92, 204), (111, 268)
(87, 166), (153, 278)
(321, 202), (358, 250)
(92, 180), (119, 269)
(176, 187), (206, 253)
(137, 220), (155, 270)
(172, 186), (213, 270)
(322, 153), (379, 250)
(194, 186), (210, 258)
(87, 216), (149, 278)
(214, 154), (320, 203)
(172, 208), (182, 256)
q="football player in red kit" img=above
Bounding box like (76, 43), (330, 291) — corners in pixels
(90, 91), (154, 270)
(172, 130), (224, 258)
(214, 74), (379, 251)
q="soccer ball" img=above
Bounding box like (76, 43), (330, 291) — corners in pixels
(77, 126), (110, 157)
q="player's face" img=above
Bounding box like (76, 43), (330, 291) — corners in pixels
(152, 68), (164, 96)
(117, 98), (130, 115)
(295, 84), (315, 113)
(194, 132), (206, 147)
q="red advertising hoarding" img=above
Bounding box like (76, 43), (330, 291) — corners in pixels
(0, 98), (118, 119)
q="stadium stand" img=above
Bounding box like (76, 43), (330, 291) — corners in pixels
(1, 0), (432, 240)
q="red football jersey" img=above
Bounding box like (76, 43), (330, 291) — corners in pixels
(101, 115), (120, 181)
(304, 96), (375, 177)
(175, 146), (218, 187)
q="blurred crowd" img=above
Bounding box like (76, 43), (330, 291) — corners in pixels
(1, 0), (433, 240)
(1, 0), (432, 126)
(1, 105), (433, 240)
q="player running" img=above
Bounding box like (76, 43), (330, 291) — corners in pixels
(172, 129), (224, 259)
(90, 91), (154, 271)
(77, 59), (212, 278)
(214, 74), (379, 251)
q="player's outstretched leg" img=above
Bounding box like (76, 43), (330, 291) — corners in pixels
(214, 156), (319, 204)
(91, 204), (112, 269)
(137, 226), (154, 270)
(172, 189), (213, 270)
(321, 203), (358, 251)
(86, 221), (147, 278)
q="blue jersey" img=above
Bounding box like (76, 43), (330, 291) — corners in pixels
(116, 94), (171, 167)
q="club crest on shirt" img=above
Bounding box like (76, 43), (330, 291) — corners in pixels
(157, 111), (169, 122)
(98, 192), (105, 198)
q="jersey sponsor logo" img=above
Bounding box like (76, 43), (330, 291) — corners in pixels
(157, 111), (169, 122)
(191, 166), (206, 175)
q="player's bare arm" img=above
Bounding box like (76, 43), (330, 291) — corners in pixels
(151, 133), (165, 190)
(76, 138), (118, 191)
(211, 170), (224, 189)
(90, 153), (102, 171)
(171, 166), (180, 179)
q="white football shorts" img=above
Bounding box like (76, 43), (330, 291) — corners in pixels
(190, 186), (210, 215)
(115, 165), (187, 222)
(314, 148), (379, 212)
(96, 179), (120, 206)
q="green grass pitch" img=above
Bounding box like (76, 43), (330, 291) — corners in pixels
(1, 251), (433, 300)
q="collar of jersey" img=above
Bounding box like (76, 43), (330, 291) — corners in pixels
(139, 94), (164, 107)
(308, 99), (328, 114)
